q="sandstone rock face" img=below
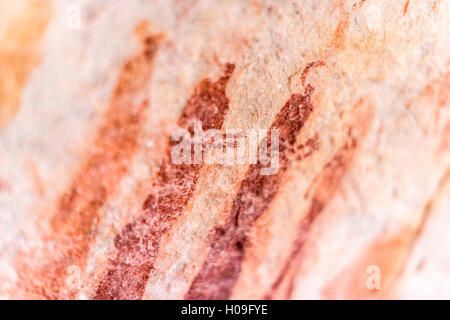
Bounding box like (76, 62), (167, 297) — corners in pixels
(0, 0), (449, 299)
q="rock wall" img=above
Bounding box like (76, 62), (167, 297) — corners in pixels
(0, 0), (449, 299)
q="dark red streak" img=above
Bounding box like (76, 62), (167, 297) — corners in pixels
(264, 137), (358, 299)
(185, 85), (315, 300)
(23, 29), (162, 299)
(94, 64), (235, 300)
(264, 95), (374, 299)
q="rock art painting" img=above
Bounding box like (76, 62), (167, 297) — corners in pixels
(0, 0), (449, 301)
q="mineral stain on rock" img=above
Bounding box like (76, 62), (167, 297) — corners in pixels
(266, 98), (374, 299)
(185, 82), (316, 300)
(0, 0), (52, 127)
(94, 63), (235, 300)
(16, 21), (162, 299)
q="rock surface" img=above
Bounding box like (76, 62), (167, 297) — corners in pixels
(0, 0), (449, 299)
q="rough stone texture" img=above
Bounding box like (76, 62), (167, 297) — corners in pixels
(0, 0), (449, 299)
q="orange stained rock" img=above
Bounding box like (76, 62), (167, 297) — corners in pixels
(0, 0), (52, 127)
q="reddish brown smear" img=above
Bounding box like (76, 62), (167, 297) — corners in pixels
(296, 134), (320, 161)
(94, 64), (235, 300)
(352, 0), (367, 9)
(52, 41), (160, 232)
(22, 26), (161, 299)
(265, 98), (373, 299)
(403, 0), (410, 15)
(301, 61), (325, 87)
(185, 85), (315, 300)
(266, 137), (358, 299)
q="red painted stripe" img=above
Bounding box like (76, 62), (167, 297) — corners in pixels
(265, 98), (374, 299)
(185, 85), (315, 300)
(16, 26), (162, 299)
(94, 64), (235, 300)
(265, 139), (358, 299)
(403, 0), (410, 16)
